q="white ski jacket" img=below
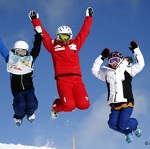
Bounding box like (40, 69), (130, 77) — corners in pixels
(91, 47), (145, 105)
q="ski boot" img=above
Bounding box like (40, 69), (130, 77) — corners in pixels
(27, 114), (35, 123)
(134, 126), (142, 138)
(51, 109), (59, 119)
(125, 132), (133, 143)
(14, 118), (23, 127)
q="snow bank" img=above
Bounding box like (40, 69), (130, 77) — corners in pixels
(0, 143), (56, 149)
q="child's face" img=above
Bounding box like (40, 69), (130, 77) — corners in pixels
(108, 57), (122, 69)
(110, 62), (118, 69)
(57, 33), (70, 45)
(58, 40), (70, 45)
(15, 49), (27, 57)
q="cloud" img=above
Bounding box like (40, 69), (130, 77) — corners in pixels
(74, 94), (111, 149)
(74, 85), (149, 149)
(38, 0), (77, 26)
(133, 89), (150, 115)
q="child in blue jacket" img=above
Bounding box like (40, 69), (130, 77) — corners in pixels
(6, 30), (42, 126)
(0, 32), (42, 127)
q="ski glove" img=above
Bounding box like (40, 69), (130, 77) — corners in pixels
(101, 48), (110, 60)
(129, 40), (138, 53)
(28, 10), (39, 21)
(86, 7), (94, 17)
(125, 56), (133, 65)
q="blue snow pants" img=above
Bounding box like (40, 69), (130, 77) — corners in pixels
(108, 107), (138, 135)
(12, 89), (38, 119)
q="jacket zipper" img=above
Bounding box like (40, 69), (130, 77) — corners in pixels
(21, 75), (25, 90)
(114, 92), (117, 102)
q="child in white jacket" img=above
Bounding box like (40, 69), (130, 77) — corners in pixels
(91, 41), (145, 143)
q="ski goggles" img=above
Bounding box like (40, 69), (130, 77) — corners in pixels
(59, 34), (71, 40)
(108, 57), (121, 64)
(15, 49), (27, 56)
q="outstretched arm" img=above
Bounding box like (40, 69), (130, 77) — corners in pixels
(28, 11), (53, 53)
(128, 41), (145, 76)
(0, 39), (9, 62)
(30, 32), (43, 60)
(91, 48), (110, 81)
(74, 7), (93, 51)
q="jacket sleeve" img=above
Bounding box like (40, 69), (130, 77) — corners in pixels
(91, 55), (107, 81)
(127, 47), (145, 77)
(0, 39), (9, 62)
(74, 16), (93, 52)
(30, 33), (42, 59)
(31, 18), (53, 53)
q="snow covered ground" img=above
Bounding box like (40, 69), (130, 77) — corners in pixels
(0, 143), (56, 149)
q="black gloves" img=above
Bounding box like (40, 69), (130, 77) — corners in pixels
(101, 48), (110, 60)
(86, 7), (94, 17)
(129, 40), (138, 53)
(28, 10), (39, 20)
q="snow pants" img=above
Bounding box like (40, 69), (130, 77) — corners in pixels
(53, 75), (90, 112)
(12, 89), (38, 119)
(108, 107), (138, 135)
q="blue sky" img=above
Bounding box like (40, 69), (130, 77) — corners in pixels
(0, 0), (150, 149)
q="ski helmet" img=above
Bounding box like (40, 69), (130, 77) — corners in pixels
(56, 26), (73, 40)
(13, 41), (29, 56)
(13, 41), (29, 51)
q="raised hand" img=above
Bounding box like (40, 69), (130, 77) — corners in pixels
(28, 10), (39, 20)
(86, 7), (94, 17)
(129, 40), (138, 53)
(101, 48), (110, 60)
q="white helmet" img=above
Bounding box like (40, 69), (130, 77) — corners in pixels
(13, 40), (29, 51)
(56, 26), (73, 40)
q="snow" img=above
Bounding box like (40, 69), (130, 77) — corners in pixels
(0, 143), (56, 149)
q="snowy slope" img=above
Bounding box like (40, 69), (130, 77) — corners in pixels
(0, 143), (56, 149)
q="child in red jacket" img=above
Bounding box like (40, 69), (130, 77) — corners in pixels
(28, 7), (93, 119)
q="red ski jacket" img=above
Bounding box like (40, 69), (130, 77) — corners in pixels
(32, 16), (92, 79)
